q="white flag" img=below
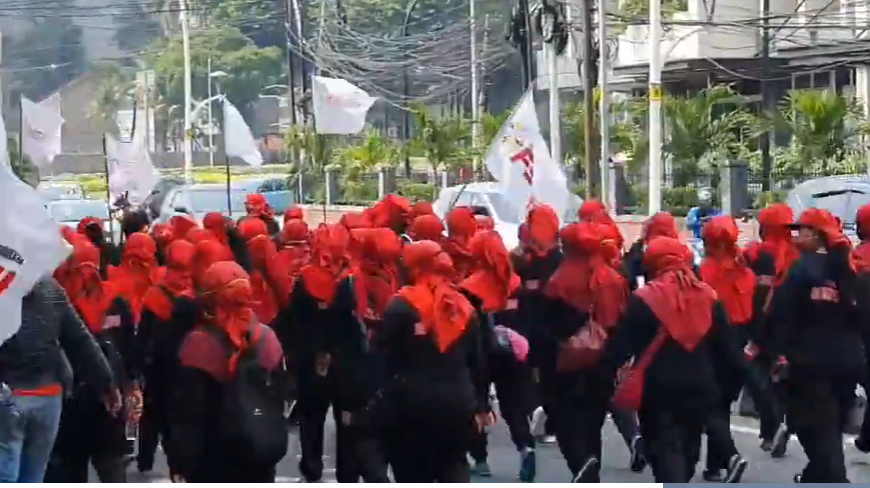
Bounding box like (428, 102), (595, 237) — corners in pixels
(483, 90), (571, 223)
(0, 111), (71, 345)
(311, 76), (377, 135)
(223, 99), (263, 168)
(106, 133), (156, 206)
(21, 94), (64, 169)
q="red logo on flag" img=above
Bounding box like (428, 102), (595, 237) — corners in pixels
(509, 142), (534, 185)
(0, 268), (16, 296)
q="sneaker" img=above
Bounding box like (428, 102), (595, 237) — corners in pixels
(702, 469), (724, 482)
(855, 436), (870, 453)
(571, 457), (599, 483)
(793, 473), (802, 483)
(629, 436), (647, 472)
(471, 461), (492, 477)
(530, 406), (547, 437)
(771, 424), (789, 458)
(540, 435), (558, 445)
(759, 438), (774, 452)
(518, 448), (536, 483)
(724, 454), (748, 483)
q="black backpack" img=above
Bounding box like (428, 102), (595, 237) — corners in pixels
(212, 324), (288, 466)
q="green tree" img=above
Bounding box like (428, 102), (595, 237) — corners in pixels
(7, 138), (38, 186)
(480, 111), (509, 149)
(336, 129), (400, 176)
(663, 85), (760, 184)
(198, 0), (285, 49)
(89, 62), (135, 137)
(776, 89), (867, 172)
(409, 104), (472, 174)
(146, 27), (284, 122)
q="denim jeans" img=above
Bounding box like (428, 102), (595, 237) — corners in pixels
(0, 394), (63, 483)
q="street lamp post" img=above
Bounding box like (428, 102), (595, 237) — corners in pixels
(401, 0), (421, 177)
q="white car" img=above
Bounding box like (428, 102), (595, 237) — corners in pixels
(47, 198), (118, 241)
(433, 182), (583, 250)
(155, 184), (284, 231)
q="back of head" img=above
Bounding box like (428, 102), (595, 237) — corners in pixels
(121, 208), (151, 238)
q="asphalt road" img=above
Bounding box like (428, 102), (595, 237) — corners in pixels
(112, 412), (870, 483)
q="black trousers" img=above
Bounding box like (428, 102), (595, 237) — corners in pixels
(386, 424), (472, 483)
(187, 464), (276, 482)
(705, 399), (739, 471)
(138, 389), (174, 472)
(470, 372), (535, 462)
(640, 395), (706, 483)
(787, 376), (852, 483)
(551, 392), (608, 482)
(44, 452), (127, 483)
(610, 405), (640, 447)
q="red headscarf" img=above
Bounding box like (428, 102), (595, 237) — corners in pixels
(170, 215), (198, 243)
(278, 220), (310, 277)
(200, 261), (260, 373)
(340, 211), (372, 231)
(67, 241), (118, 333)
(526, 203), (560, 256)
(475, 215), (495, 232)
(109, 232), (161, 321)
(700, 216), (755, 325)
(854, 204), (870, 273)
(299, 224), (355, 305)
(238, 218), (268, 241)
(142, 240), (196, 321)
(643, 212), (679, 242)
(409, 214), (445, 242)
(578, 199), (624, 256)
(245, 194), (268, 217)
(239, 218), (291, 324)
(77, 217), (102, 235)
(370, 194), (412, 231)
(544, 223), (628, 329)
(443, 207), (477, 280)
(399, 240), (474, 352)
(749, 203), (798, 285)
(192, 239), (235, 289)
(202, 212), (230, 245)
(411, 201), (434, 220)
(359, 228), (402, 319)
(152, 223), (173, 247)
(637, 237), (717, 351)
(186, 228), (216, 245)
(284, 205), (304, 224)
(460, 231), (520, 312)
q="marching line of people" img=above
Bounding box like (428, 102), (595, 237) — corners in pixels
(0, 191), (867, 483)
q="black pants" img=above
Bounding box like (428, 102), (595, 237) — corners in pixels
(551, 392), (607, 482)
(387, 425), (472, 482)
(187, 464), (276, 482)
(138, 390), (173, 472)
(705, 399), (739, 471)
(470, 375), (535, 462)
(787, 376), (852, 483)
(640, 396), (705, 483)
(610, 405), (640, 447)
(44, 452), (127, 483)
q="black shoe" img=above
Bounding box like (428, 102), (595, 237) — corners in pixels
(571, 457), (599, 483)
(724, 454), (748, 483)
(702, 469), (724, 482)
(771, 424), (789, 458)
(629, 436), (647, 472)
(518, 448), (536, 483)
(856, 436), (870, 453)
(760, 438), (774, 452)
(471, 461), (492, 477)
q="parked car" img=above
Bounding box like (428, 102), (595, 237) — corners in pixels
(432, 182), (583, 251)
(154, 184), (282, 229)
(38, 181), (84, 201)
(143, 177), (185, 221)
(47, 198), (118, 240)
(234, 176), (296, 214)
(786, 175), (870, 244)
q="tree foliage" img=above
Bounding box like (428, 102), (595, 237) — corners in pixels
(336, 129), (400, 176)
(198, 0), (285, 49)
(89, 62), (136, 137)
(409, 104), (472, 173)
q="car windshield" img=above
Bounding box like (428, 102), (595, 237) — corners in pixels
(189, 189), (247, 213)
(48, 200), (109, 222)
(808, 189), (870, 228)
(487, 193), (522, 224)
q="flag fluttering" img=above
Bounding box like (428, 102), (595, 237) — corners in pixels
(483, 90), (571, 222)
(106, 133), (156, 206)
(0, 111), (71, 345)
(21, 94), (64, 169)
(311, 76), (377, 135)
(223, 99), (263, 168)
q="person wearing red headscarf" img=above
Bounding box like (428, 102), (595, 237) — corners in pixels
(410, 201), (434, 220)
(474, 214), (495, 232)
(237, 218), (292, 326)
(853, 204), (870, 454)
(78, 216), (122, 277)
(369, 194), (412, 233)
(698, 216), (756, 481)
(598, 236), (770, 483)
(458, 231), (537, 480)
(171, 262), (285, 482)
(443, 207), (478, 281)
(151, 223), (173, 266)
(192, 240), (235, 290)
(378, 240), (492, 482)
(536, 223), (632, 482)
(170, 215), (197, 244)
(578, 200), (624, 268)
(137, 240), (200, 475)
(409, 214), (445, 243)
(763, 208), (859, 483)
(108, 232), (163, 323)
(48, 241), (139, 483)
(287, 224), (368, 483)
(624, 212), (684, 292)
(240, 193), (280, 235)
(284, 205), (305, 225)
(277, 219), (311, 278)
(202, 212), (230, 246)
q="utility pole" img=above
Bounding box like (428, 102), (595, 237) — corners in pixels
(207, 58), (215, 168)
(179, 0), (193, 184)
(760, 0), (772, 191)
(582, 0), (597, 197)
(648, 0), (663, 214)
(543, 1), (561, 175)
(469, 0), (480, 174)
(479, 14), (490, 114)
(598, 0), (611, 210)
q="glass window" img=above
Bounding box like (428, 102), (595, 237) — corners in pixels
(189, 189), (247, 213)
(486, 193), (522, 224)
(49, 201), (109, 223)
(808, 189), (870, 228)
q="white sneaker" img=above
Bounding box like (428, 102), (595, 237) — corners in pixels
(530, 406), (546, 437)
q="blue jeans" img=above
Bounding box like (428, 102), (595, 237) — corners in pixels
(0, 395), (63, 483)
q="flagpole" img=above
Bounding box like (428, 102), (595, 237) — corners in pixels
(219, 97), (232, 217)
(17, 99), (23, 177)
(102, 134), (116, 243)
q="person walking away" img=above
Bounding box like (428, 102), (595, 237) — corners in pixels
(137, 240), (200, 475)
(45, 241), (141, 482)
(78, 217), (121, 276)
(743, 203), (799, 456)
(409, 214), (446, 244)
(539, 222), (629, 482)
(442, 207), (478, 282)
(108, 232), (163, 325)
(0, 274), (117, 483)
(276, 219), (311, 278)
(169, 261), (287, 482)
(623, 212), (681, 292)
(599, 237), (771, 483)
(240, 194), (280, 236)
(237, 219), (292, 327)
(460, 230), (536, 481)
(768, 208), (861, 483)
(698, 216), (755, 481)
(376, 240), (492, 482)
(851, 204), (870, 454)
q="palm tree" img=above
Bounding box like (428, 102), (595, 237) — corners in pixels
(479, 111), (510, 149)
(777, 89), (868, 172)
(409, 104), (472, 176)
(663, 85), (760, 185)
(336, 128), (399, 177)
